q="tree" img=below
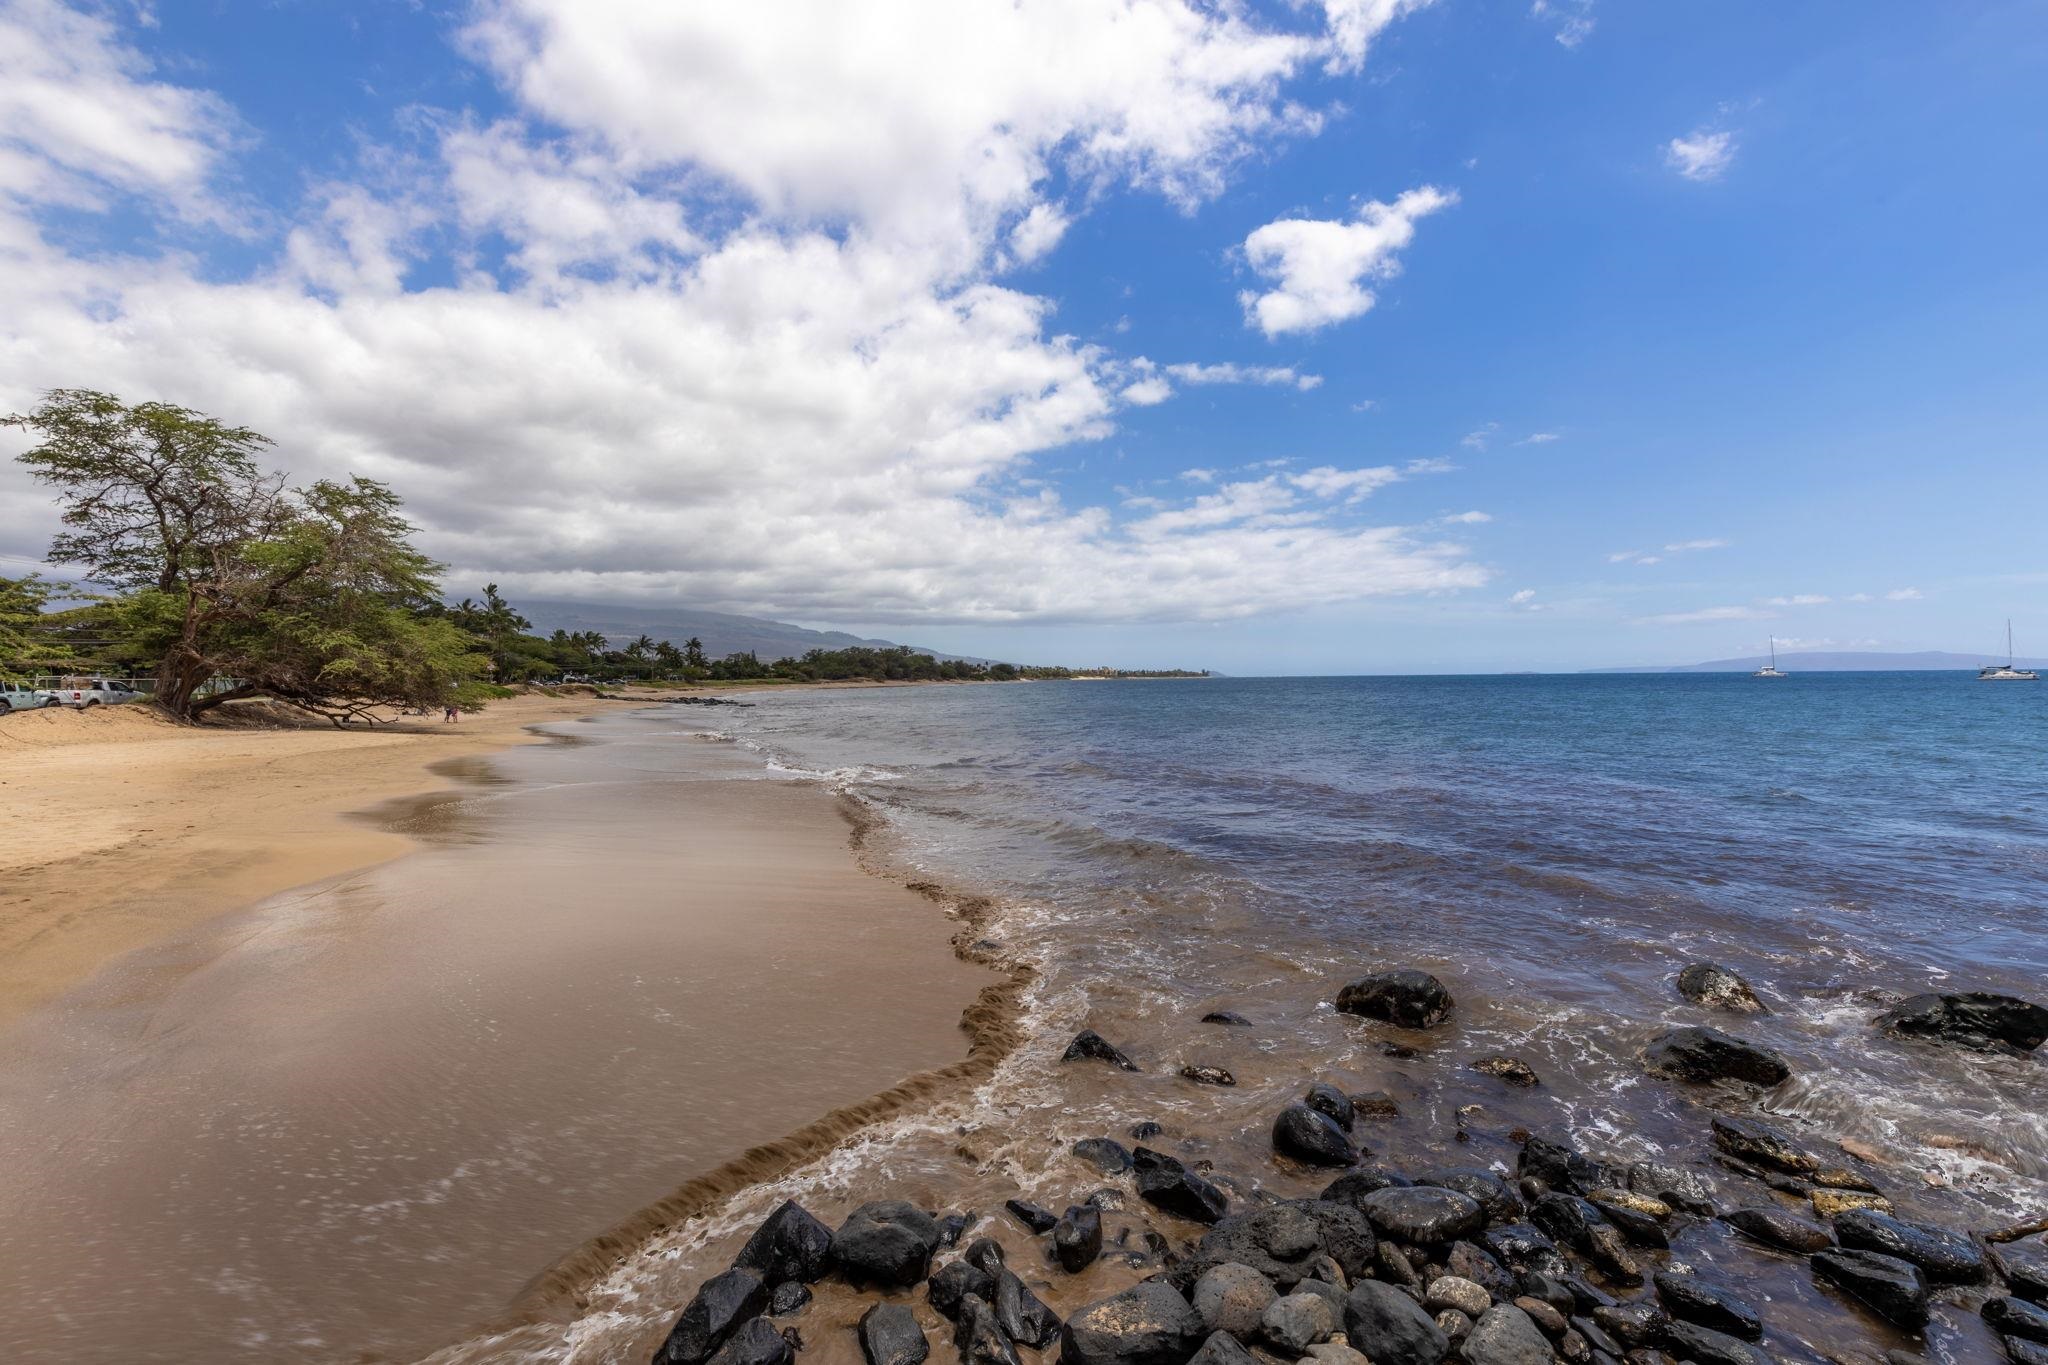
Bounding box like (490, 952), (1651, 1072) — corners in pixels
(5, 389), (283, 593)
(0, 574), (69, 678)
(10, 390), (481, 722)
(683, 635), (706, 668)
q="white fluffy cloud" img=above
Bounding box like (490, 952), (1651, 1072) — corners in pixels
(0, 0), (1483, 625)
(1665, 129), (1736, 182)
(1239, 185), (1456, 336)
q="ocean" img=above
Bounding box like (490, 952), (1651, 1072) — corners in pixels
(465, 671), (2047, 1364)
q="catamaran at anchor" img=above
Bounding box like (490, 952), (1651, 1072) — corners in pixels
(1753, 637), (1787, 677)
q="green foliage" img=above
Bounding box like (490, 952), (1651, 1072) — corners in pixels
(0, 574), (65, 678)
(5, 388), (281, 593)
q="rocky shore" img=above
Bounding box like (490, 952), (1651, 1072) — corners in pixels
(637, 963), (2046, 1365)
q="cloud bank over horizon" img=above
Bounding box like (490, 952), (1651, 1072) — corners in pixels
(0, 0), (1487, 627)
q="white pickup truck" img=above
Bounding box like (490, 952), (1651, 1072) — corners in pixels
(49, 679), (147, 708)
(0, 683), (61, 712)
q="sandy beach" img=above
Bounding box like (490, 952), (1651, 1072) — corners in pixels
(0, 692), (621, 1030)
(0, 699), (1002, 1362)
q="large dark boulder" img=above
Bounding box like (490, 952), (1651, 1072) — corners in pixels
(1659, 1321), (1771, 1365)
(1643, 1027), (1790, 1086)
(1275, 1103), (1359, 1167)
(1462, 1304), (1553, 1365)
(1530, 1194), (1605, 1251)
(1073, 1137), (1134, 1174)
(1187, 1330), (1260, 1365)
(995, 1267), (1062, 1348)
(653, 1268), (771, 1365)
(1306, 1082), (1357, 1128)
(1985, 1297), (2048, 1345)
(1418, 1169), (1525, 1223)
(1004, 1198), (1058, 1234)
(732, 1200), (836, 1285)
(955, 1295), (1023, 1365)
(859, 1303), (929, 1365)
(1481, 1224), (1567, 1277)
(1298, 1199), (1381, 1283)
(1055, 1204), (1104, 1272)
(733, 1203), (835, 1285)
(1676, 963), (1768, 1014)
(834, 1201), (944, 1288)
(1720, 1207), (1835, 1254)
(1710, 1115), (1817, 1173)
(1345, 1279), (1451, 1365)
(1875, 992), (2048, 1054)
(1625, 1161), (1715, 1215)
(1134, 1146), (1229, 1224)
(1363, 1185), (1487, 1245)
(1995, 1236), (2048, 1303)
(928, 1259), (995, 1321)
(1179, 1202), (1334, 1289)
(1811, 1249), (1931, 1329)
(1321, 1167), (1413, 1208)
(1064, 1029), (1140, 1070)
(1519, 1135), (1617, 1196)
(1653, 1274), (1761, 1341)
(1336, 970), (1456, 1028)
(1835, 1209), (1987, 1283)
(707, 1317), (793, 1365)
(1060, 1281), (1207, 1365)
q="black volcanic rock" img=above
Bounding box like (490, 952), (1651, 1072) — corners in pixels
(1643, 1026), (1790, 1086)
(1134, 1146), (1229, 1224)
(767, 1282), (811, 1316)
(707, 1317), (792, 1365)
(1710, 1115), (1818, 1173)
(1064, 1029), (1140, 1070)
(1653, 1273), (1762, 1340)
(1835, 1209), (1987, 1283)
(1274, 1103), (1359, 1168)
(1660, 1320), (1771, 1365)
(995, 1267), (1062, 1348)
(1073, 1138), (1134, 1174)
(1995, 1236), (2048, 1303)
(1361, 1185), (1486, 1245)
(834, 1201), (943, 1288)
(1875, 992), (2048, 1053)
(733, 1200), (836, 1285)
(859, 1303), (929, 1365)
(1721, 1206), (1835, 1254)
(1201, 1010), (1254, 1027)
(654, 1268), (771, 1365)
(1305, 1082), (1357, 1128)
(1418, 1167), (1526, 1222)
(1060, 1280), (1207, 1365)
(1985, 1296), (2048, 1345)
(1677, 963), (1768, 1014)
(1472, 1056), (1542, 1087)
(927, 1260), (995, 1322)
(1344, 1279), (1450, 1365)
(1520, 1134), (1617, 1196)
(1812, 1249), (1931, 1329)
(1320, 1167), (1413, 1208)
(1055, 1204), (1104, 1272)
(1004, 1199), (1058, 1234)
(1335, 970), (1456, 1028)
(954, 1295), (1023, 1365)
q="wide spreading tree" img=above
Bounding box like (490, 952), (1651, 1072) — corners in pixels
(7, 389), (481, 722)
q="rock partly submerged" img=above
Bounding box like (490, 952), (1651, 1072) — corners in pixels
(1334, 970), (1456, 1028)
(1874, 991), (2048, 1054)
(1676, 962), (1769, 1014)
(1643, 1026), (1791, 1086)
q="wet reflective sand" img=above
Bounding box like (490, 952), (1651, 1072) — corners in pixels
(0, 710), (990, 1362)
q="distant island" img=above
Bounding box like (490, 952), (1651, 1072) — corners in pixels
(1585, 649), (2048, 674)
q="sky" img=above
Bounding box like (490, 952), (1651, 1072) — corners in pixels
(1, 0), (2043, 674)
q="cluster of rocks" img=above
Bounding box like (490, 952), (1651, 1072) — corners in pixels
(645, 962), (2047, 1365)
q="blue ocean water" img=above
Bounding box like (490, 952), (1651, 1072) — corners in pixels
(711, 672), (2047, 1201)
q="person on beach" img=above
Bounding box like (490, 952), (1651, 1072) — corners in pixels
(444, 704), (459, 722)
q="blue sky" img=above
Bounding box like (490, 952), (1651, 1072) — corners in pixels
(1, 0), (2043, 672)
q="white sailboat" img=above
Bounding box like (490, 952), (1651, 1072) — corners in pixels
(1753, 637), (1787, 678)
(1978, 620), (2039, 681)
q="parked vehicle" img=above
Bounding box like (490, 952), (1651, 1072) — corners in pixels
(0, 683), (62, 712)
(49, 678), (148, 708)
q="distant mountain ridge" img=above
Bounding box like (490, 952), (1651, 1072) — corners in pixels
(515, 598), (986, 664)
(1586, 650), (2048, 674)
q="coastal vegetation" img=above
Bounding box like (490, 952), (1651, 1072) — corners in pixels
(4, 389), (1204, 716)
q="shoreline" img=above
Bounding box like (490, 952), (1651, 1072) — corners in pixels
(0, 699), (1009, 1362)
